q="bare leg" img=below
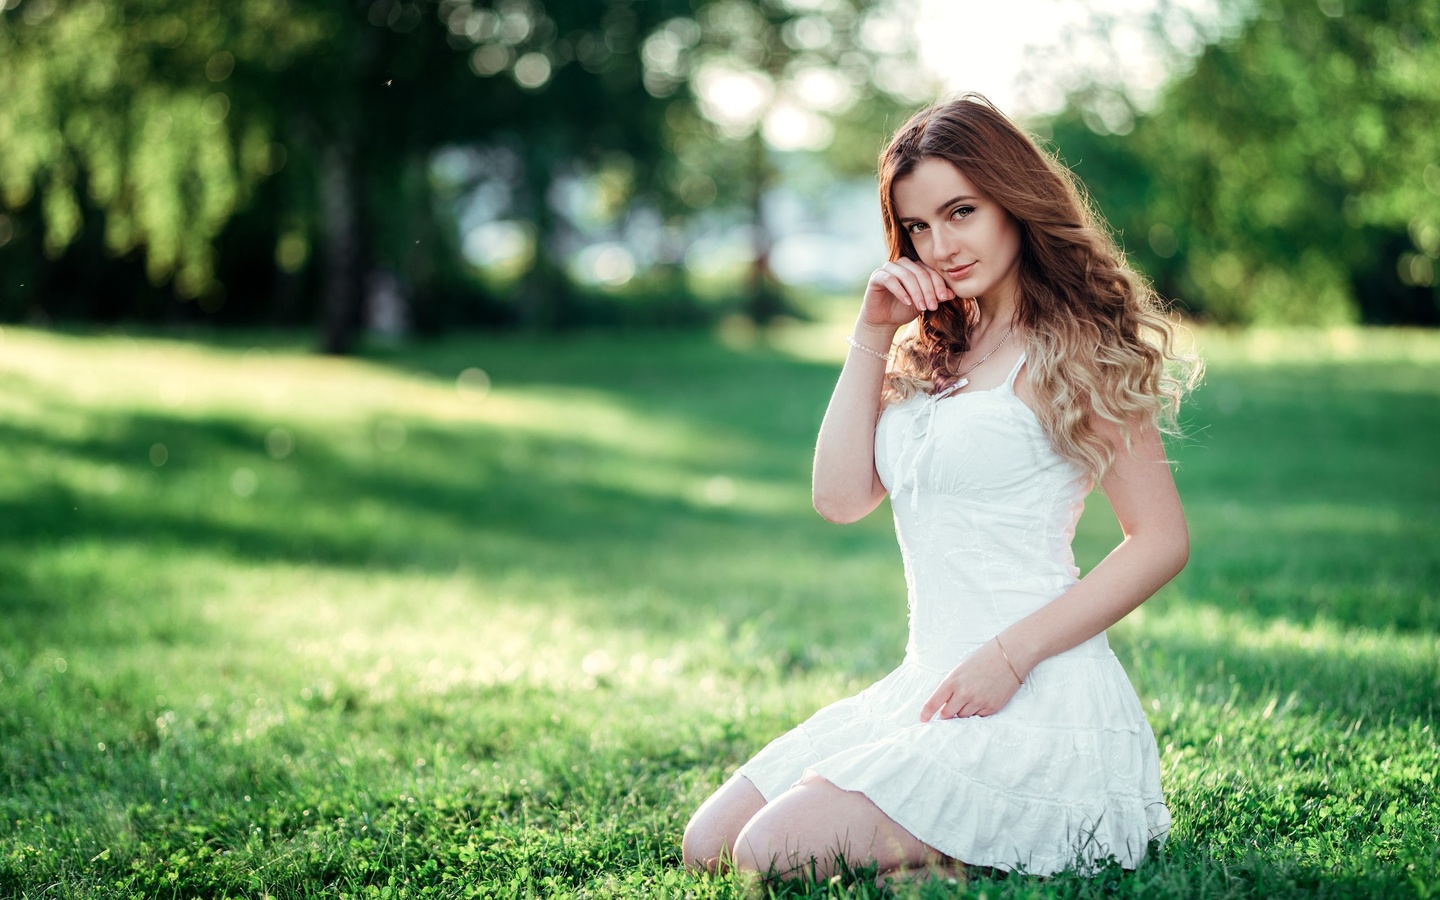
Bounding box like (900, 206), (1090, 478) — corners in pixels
(731, 774), (961, 883)
(682, 772), (766, 872)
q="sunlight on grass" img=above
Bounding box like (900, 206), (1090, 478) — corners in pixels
(1, 323), (1437, 898)
(1196, 325), (1440, 367)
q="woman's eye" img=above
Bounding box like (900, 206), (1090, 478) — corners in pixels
(906, 222), (928, 234)
(952, 206), (975, 220)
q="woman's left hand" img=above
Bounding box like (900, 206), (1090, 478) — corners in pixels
(918, 639), (1024, 721)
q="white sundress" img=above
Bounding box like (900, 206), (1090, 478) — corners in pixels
(734, 354), (1171, 875)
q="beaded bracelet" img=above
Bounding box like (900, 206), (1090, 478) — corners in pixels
(845, 334), (893, 361)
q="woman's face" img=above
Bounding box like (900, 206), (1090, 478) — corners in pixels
(892, 158), (1022, 305)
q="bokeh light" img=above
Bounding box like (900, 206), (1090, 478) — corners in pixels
(374, 419), (407, 452)
(230, 467), (258, 497)
(456, 367), (491, 402)
(265, 428), (294, 460)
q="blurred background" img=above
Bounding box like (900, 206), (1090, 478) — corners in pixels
(2, 4), (1438, 893)
(2, 0), (1436, 350)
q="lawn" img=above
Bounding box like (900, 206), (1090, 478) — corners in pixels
(0, 320), (1436, 899)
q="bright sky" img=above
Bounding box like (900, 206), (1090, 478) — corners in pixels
(911, 0), (1219, 117)
(472, 0), (1229, 286)
(758, 0), (1227, 287)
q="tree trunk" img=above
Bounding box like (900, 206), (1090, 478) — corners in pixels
(320, 136), (363, 354)
(746, 132), (782, 326)
(517, 142), (572, 330)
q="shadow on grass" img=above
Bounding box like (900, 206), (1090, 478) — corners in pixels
(945, 835), (1427, 899)
(1123, 627), (1439, 725)
(0, 374), (900, 659)
(1173, 363), (1439, 635)
(3, 334), (1436, 717)
(365, 336), (1440, 630)
(360, 331), (845, 452)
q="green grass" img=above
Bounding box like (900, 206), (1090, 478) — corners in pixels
(0, 320), (1436, 899)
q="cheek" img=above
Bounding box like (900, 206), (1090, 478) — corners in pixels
(995, 221), (1022, 262)
(910, 233), (935, 261)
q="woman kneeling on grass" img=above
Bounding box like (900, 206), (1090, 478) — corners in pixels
(682, 94), (1202, 884)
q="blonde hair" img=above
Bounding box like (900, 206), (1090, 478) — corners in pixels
(878, 95), (1202, 482)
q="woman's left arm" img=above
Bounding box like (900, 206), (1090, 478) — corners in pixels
(1002, 420), (1189, 673)
(919, 420), (1189, 721)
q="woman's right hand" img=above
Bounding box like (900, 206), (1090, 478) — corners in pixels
(860, 258), (956, 329)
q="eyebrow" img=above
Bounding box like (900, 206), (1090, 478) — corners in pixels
(898, 195), (978, 222)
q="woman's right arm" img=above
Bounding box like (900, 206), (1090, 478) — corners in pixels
(811, 260), (955, 524)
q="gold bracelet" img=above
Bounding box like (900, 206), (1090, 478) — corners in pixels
(845, 334), (892, 361)
(994, 635), (1024, 686)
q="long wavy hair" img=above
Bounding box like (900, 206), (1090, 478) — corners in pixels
(879, 94), (1202, 482)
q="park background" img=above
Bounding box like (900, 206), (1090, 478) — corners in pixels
(1, 0), (1437, 897)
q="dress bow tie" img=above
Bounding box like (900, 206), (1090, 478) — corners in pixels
(896, 380), (965, 509)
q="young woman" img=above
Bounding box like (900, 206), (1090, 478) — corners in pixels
(682, 94), (1201, 882)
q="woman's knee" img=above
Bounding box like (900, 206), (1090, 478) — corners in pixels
(729, 822), (771, 875)
(681, 816), (733, 873)
(732, 809), (809, 877)
(681, 775), (766, 872)
(729, 775), (927, 880)
(680, 826), (713, 872)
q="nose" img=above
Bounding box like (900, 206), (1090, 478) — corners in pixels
(930, 223), (962, 265)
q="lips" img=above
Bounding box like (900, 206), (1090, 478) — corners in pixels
(946, 262), (977, 279)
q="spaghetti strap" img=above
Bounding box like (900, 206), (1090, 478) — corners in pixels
(1001, 354), (1027, 392)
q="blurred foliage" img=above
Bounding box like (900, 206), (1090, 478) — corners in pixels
(1046, 0), (1440, 325)
(0, 0), (919, 346)
(0, 0), (693, 345)
(6, 0), (1433, 335)
(0, 0), (323, 314)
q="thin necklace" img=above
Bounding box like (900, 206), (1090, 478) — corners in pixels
(950, 319), (1015, 389)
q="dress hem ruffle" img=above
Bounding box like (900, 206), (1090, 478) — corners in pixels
(732, 653), (1171, 876)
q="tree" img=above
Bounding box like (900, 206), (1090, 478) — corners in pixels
(662, 0), (930, 324)
(1042, 0), (1440, 325)
(0, 0), (694, 344)
(0, 0), (930, 344)
(0, 1), (327, 316)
